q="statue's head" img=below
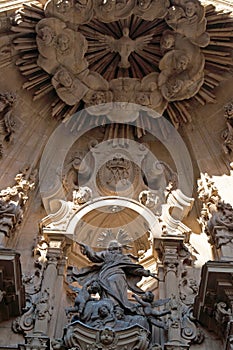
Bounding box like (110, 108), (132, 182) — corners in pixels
(98, 303), (111, 318)
(114, 305), (125, 320)
(142, 291), (154, 303)
(89, 280), (101, 294)
(107, 240), (122, 253)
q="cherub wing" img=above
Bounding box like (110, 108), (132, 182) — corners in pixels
(135, 33), (154, 51)
(96, 33), (117, 52)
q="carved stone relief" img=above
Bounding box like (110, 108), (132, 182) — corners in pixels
(62, 139), (177, 206)
(11, 0), (233, 125)
(222, 101), (233, 156)
(194, 261), (233, 343)
(12, 233), (68, 342)
(56, 229), (171, 349)
(164, 0), (210, 47)
(0, 168), (35, 246)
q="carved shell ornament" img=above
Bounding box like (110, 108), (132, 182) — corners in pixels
(12, 0), (233, 128)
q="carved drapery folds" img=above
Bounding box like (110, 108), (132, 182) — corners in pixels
(53, 230), (172, 350)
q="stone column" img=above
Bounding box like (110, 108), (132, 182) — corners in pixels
(158, 238), (189, 350)
(25, 234), (68, 350)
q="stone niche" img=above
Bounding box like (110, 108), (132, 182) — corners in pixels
(0, 249), (25, 322)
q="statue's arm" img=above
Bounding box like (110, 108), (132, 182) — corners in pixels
(132, 294), (147, 307)
(77, 242), (104, 263)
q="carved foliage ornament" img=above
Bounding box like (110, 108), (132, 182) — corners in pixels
(11, 0), (229, 126)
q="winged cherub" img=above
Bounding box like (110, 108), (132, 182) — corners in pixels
(99, 27), (153, 69)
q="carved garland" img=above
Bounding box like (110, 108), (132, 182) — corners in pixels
(11, 0), (233, 131)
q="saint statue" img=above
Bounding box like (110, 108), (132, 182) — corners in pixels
(68, 229), (159, 312)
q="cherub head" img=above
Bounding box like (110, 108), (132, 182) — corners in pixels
(185, 1), (197, 18)
(167, 6), (185, 21)
(107, 240), (122, 253)
(101, 0), (115, 12)
(99, 328), (115, 345)
(98, 303), (111, 319)
(135, 92), (150, 106)
(142, 291), (154, 303)
(57, 34), (70, 53)
(165, 77), (183, 98)
(176, 54), (189, 72)
(57, 69), (73, 88)
(161, 32), (175, 51)
(114, 306), (125, 320)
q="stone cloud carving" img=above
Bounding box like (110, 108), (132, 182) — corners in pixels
(11, 0), (216, 124)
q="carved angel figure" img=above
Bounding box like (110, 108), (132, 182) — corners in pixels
(99, 28), (153, 69)
(135, 73), (167, 116)
(52, 67), (89, 106)
(45, 0), (94, 25)
(158, 30), (205, 102)
(65, 280), (102, 320)
(133, 291), (171, 329)
(165, 0), (210, 47)
(36, 18), (88, 75)
(83, 71), (113, 115)
(94, 0), (135, 23)
(134, 0), (170, 20)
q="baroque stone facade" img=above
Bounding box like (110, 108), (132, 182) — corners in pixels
(0, 0), (232, 349)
